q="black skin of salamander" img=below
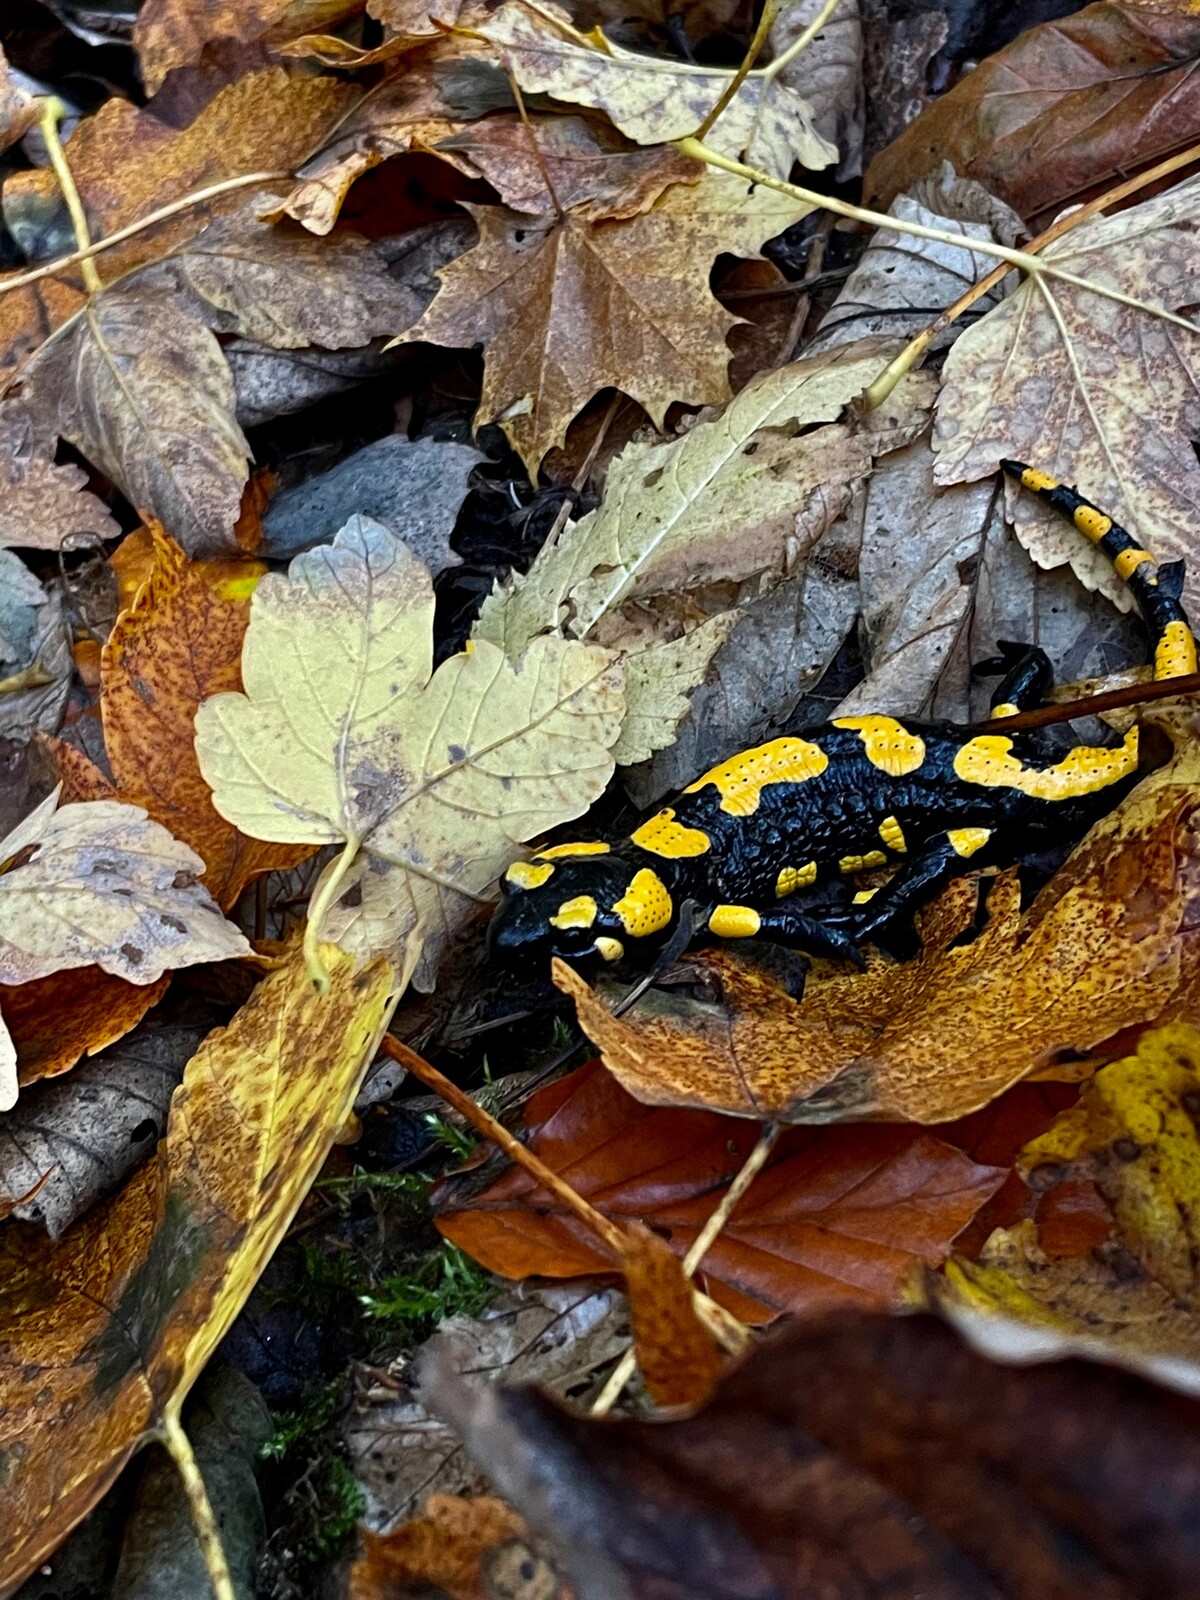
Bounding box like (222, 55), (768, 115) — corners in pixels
(488, 464), (1192, 970)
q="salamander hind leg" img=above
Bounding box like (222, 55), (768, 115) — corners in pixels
(849, 829), (994, 949)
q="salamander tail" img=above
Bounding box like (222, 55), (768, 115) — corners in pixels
(1001, 460), (1197, 682)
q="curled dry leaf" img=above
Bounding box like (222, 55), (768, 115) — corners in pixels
(401, 168), (811, 475)
(553, 729), (1200, 1123)
(23, 289), (251, 560)
(478, 0), (838, 179)
(0, 69), (358, 382)
(435, 1059), (1004, 1324)
(864, 2), (1200, 223)
(102, 526), (314, 908)
(934, 176), (1200, 615)
(935, 1023), (1200, 1363)
(437, 110), (701, 222)
(195, 517), (624, 988)
(0, 943), (395, 1594)
(0, 788), (249, 992)
(423, 1308), (1200, 1600)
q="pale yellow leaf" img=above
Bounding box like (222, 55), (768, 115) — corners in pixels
(195, 517), (624, 986)
(611, 612), (740, 766)
(0, 789), (250, 987)
(478, 0), (838, 179)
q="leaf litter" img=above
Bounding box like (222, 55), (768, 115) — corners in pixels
(5, 0), (1200, 1593)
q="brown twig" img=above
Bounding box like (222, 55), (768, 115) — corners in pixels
(975, 671), (1200, 734)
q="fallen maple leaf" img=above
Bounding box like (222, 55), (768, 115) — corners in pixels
(0, 942), (394, 1593)
(0, 401), (121, 552)
(477, 0), (838, 180)
(423, 1308), (1200, 1599)
(935, 1022), (1200, 1363)
(0, 788), (249, 991)
(102, 525), (312, 908)
(135, 0), (362, 93)
(399, 166), (810, 475)
(934, 174), (1200, 616)
(865, 3), (1200, 224)
(554, 727), (1200, 1123)
(194, 516), (624, 988)
(435, 1059), (1004, 1324)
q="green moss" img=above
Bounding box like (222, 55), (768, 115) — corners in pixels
(361, 1243), (494, 1341)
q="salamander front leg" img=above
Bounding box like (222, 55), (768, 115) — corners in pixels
(972, 640), (1053, 716)
(849, 828), (994, 948)
(706, 902), (866, 967)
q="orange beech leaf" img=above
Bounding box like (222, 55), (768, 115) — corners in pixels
(1, 970), (171, 1088)
(101, 524), (314, 909)
(864, 4), (1200, 223)
(434, 1060), (1004, 1325)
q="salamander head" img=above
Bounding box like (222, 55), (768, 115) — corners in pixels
(488, 844), (676, 966)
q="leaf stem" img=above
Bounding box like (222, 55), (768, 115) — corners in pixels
(0, 171), (291, 301)
(158, 1408), (236, 1600)
(37, 96), (103, 295)
(694, 0), (783, 140)
(303, 836), (361, 993)
(762, 0), (840, 81)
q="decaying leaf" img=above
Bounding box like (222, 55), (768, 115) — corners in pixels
(865, 2), (1200, 223)
(1, 967), (171, 1087)
(0, 943), (394, 1594)
(0, 553), (72, 741)
(423, 1308), (1200, 1600)
(102, 525), (312, 908)
(0, 43), (36, 154)
(553, 728), (1200, 1123)
(195, 516), (624, 987)
(934, 175), (1200, 616)
(22, 289), (251, 560)
(436, 1059), (1004, 1324)
(0, 788), (249, 991)
(400, 168), (811, 474)
(350, 1495), (548, 1600)
(611, 613), (740, 767)
(134, 0), (361, 93)
(770, 0), (863, 180)
(478, 0), (838, 179)
(0, 402), (120, 553)
(935, 1024), (1200, 1362)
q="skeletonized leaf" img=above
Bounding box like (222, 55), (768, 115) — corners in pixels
(400, 168), (811, 475)
(24, 290), (251, 559)
(195, 517), (624, 986)
(0, 790), (250, 988)
(478, 0), (838, 179)
(934, 175), (1200, 616)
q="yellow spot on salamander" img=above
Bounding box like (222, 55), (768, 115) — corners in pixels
(631, 808), (711, 858)
(1073, 505), (1112, 542)
(1020, 468), (1059, 493)
(613, 868), (673, 937)
(1114, 548), (1155, 581)
(853, 887), (878, 905)
(1155, 619), (1198, 680)
(595, 936), (624, 962)
(708, 904), (762, 938)
(839, 850), (888, 874)
(550, 895), (597, 930)
(685, 737), (829, 816)
(878, 815), (907, 852)
(989, 703), (1020, 720)
(536, 840), (612, 859)
(947, 827), (991, 858)
(505, 860), (554, 891)
(833, 715), (925, 777)
(775, 862), (817, 898)
(953, 726), (1139, 800)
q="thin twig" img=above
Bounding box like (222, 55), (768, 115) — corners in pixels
(505, 67), (564, 222)
(977, 670), (1200, 733)
(762, 0), (840, 80)
(37, 97), (102, 294)
(158, 1408), (235, 1600)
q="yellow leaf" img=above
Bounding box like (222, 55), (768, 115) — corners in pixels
(478, 0), (838, 179)
(0, 943), (395, 1592)
(195, 517), (624, 988)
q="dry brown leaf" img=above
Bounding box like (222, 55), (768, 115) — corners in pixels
(102, 526), (312, 908)
(553, 732), (1200, 1123)
(0, 402), (121, 552)
(437, 110), (701, 221)
(478, 0), (837, 179)
(934, 174), (1200, 617)
(2, 969), (171, 1087)
(21, 288), (251, 559)
(351, 1495), (544, 1600)
(0, 43), (37, 155)
(0, 68), (357, 382)
(402, 168), (808, 476)
(135, 0), (362, 93)
(0, 943), (394, 1593)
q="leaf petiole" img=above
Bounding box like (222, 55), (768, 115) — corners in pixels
(303, 836), (362, 993)
(37, 96), (103, 296)
(157, 1407), (235, 1600)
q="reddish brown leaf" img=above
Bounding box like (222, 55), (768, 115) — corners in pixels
(2, 970), (171, 1087)
(864, 4), (1200, 223)
(435, 1060), (1004, 1324)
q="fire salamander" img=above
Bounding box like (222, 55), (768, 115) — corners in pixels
(489, 462), (1198, 968)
